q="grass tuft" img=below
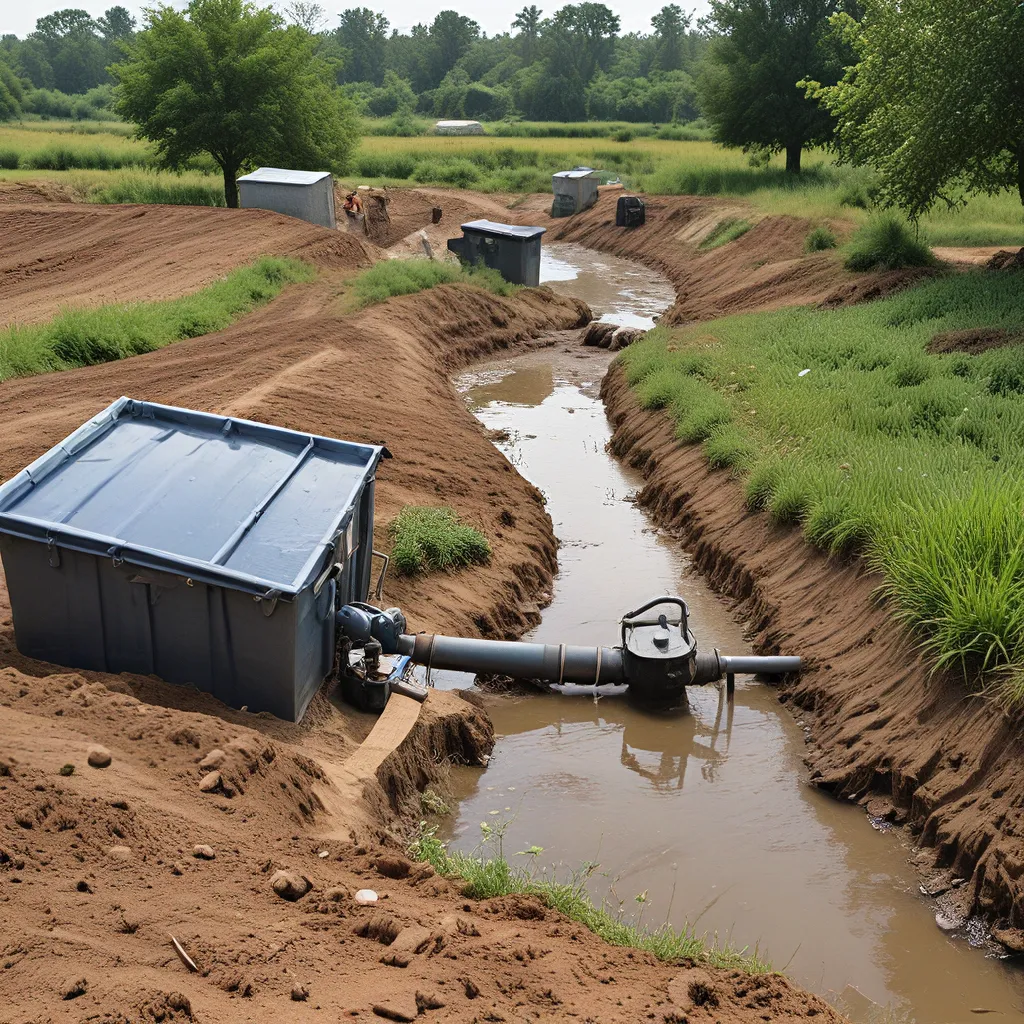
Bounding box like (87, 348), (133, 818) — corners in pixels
(350, 259), (519, 307)
(390, 506), (491, 576)
(845, 216), (937, 272)
(0, 257), (313, 383)
(699, 218), (753, 250)
(409, 821), (770, 972)
(805, 226), (838, 252)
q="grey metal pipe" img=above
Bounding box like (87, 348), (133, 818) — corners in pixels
(720, 655), (801, 676)
(395, 633), (626, 686)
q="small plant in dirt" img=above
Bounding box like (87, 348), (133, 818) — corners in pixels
(699, 218), (753, 250)
(805, 226), (838, 252)
(844, 216), (937, 272)
(420, 788), (451, 816)
(58, 764), (75, 776)
(390, 506), (491, 576)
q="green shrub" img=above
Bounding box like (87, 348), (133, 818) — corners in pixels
(412, 158), (481, 188)
(845, 216), (937, 272)
(390, 506), (491, 575)
(350, 258), (519, 307)
(92, 175), (225, 206)
(805, 226), (838, 252)
(0, 149), (19, 169)
(354, 153), (417, 179)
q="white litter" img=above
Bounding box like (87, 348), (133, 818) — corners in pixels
(354, 889), (378, 905)
(798, 368), (812, 377)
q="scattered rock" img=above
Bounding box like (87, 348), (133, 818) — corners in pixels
(87, 745), (112, 769)
(107, 845), (132, 860)
(375, 855), (412, 880)
(324, 885), (351, 902)
(198, 749), (226, 770)
(14, 809), (33, 829)
(291, 983), (310, 1002)
(76, 880), (92, 893)
(463, 977), (480, 999)
(390, 925), (432, 955)
(354, 888), (378, 905)
(935, 912), (960, 931)
(581, 321), (645, 351)
(372, 994), (419, 1022)
(270, 869), (311, 901)
(416, 991), (446, 1011)
(60, 977), (88, 1000)
(171, 862), (186, 876)
(992, 926), (1024, 953)
(198, 771), (223, 793)
(192, 845), (216, 860)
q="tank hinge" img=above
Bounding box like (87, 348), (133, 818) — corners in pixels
(257, 588), (282, 617)
(46, 536), (61, 568)
(106, 544), (124, 568)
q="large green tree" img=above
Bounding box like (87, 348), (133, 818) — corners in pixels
(336, 8), (389, 85)
(698, 0), (853, 173)
(512, 5), (543, 62)
(113, 0), (359, 207)
(806, 0), (1024, 216)
(651, 4), (690, 72)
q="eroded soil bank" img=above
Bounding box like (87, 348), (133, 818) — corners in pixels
(601, 364), (1024, 955)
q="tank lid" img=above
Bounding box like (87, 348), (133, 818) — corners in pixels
(237, 167), (332, 185)
(460, 219), (546, 240)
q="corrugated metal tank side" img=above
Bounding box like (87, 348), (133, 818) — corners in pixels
(239, 179), (336, 230)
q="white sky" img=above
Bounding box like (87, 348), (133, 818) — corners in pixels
(4, 1), (714, 41)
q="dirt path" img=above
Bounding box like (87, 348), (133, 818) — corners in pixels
(601, 364), (1024, 952)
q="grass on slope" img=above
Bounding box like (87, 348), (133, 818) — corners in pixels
(350, 258), (519, 307)
(618, 269), (1024, 709)
(390, 506), (491, 576)
(0, 257), (313, 383)
(409, 822), (770, 972)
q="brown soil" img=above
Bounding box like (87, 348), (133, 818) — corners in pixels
(602, 364), (1024, 949)
(986, 247), (1024, 271)
(0, 198), (846, 1023)
(510, 189), (921, 324)
(0, 203), (381, 325)
(928, 327), (1024, 355)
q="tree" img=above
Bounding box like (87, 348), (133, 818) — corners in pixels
(651, 5), (690, 72)
(697, 0), (853, 174)
(0, 58), (24, 121)
(282, 2), (326, 34)
(97, 6), (136, 42)
(546, 3), (620, 86)
(32, 9), (108, 93)
(336, 8), (389, 84)
(428, 10), (479, 86)
(512, 6), (542, 62)
(806, 0), (1024, 215)
(113, 0), (359, 208)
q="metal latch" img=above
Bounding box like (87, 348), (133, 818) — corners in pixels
(46, 537), (60, 568)
(256, 588), (282, 617)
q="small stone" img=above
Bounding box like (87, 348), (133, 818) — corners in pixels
(60, 977), (88, 1000)
(390, 925), (432, 955)
(354, 888), (378, 905)
(198, 749), (226, 770)
(193, 845), (216, 860)
(87, 745), (112, 769)
(76, 880), (92, 893)
(270, 869), (311, 901)
(372, 994), (419, 1022)
(416, 991), (446, 1011)
(291, 983), (310, 1002)
(324, 885), (351, 902)
(171, 862), (186, 876)
(14, 809), (33, 829)
(198, 771), (222, 793)
(107, 845), (132, 860)
(936, 912), (959, 931)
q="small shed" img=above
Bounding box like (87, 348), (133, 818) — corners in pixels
(552, 167), (599, 215)
(447, 219), (546, 287)
(237, 167), (336, 229)
(435, 119), (485, 136)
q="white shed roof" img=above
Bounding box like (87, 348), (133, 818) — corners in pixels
(553, 166), (597, 179)
(435, 120), (482, 128)
(237, 167), (332, 186)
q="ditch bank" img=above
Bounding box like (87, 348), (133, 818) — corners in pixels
(601, 362), (1024, 949)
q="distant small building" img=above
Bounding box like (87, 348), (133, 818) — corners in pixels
(447, 219), (546, 287)
(237, 167), (336, 229)
(435, 119), (485, 136)
(551, 167), (600, 215)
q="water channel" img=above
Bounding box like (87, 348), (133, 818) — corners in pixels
(441, 242), (1024, 1022)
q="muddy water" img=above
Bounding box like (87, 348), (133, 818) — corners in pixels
(443, 245), (1024, 1023)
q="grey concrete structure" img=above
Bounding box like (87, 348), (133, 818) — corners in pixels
(237, 167), (336, 229)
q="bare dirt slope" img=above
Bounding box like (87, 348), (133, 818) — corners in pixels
(602, 365), (1024, 950)
(0, 203), (380, 325)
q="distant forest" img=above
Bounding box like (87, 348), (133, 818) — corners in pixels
(0, 3), (708, 124)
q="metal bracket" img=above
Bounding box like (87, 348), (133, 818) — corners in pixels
(371, 550), (390, 602)
(46, 537), (60, 568)
(257, 588), (282, 617)
(313, 561), (341, 596)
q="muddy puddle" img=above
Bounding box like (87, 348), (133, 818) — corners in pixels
(441, 246), (1024, 1023)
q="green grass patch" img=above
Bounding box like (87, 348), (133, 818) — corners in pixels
(805, 226), (838, 252)
(845, 215), (937, 271)
(350, 258), (519, 308)
(618, 268), (1024, 709)
(91, 172), (225, 207)
(0, 257), (313, 383)
(409, 821), (769, 971)
(390, 506), (491, 576)
(699, 218), (753, 250)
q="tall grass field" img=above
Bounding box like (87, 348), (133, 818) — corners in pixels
(0, 257), (312, 383)
(618, 270), (1024, 708)
(2, 122), (1022, 245)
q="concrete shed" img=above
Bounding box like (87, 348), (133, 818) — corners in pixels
(552, 167), (599, 214)
(237, 167), (336, 229)
(435, 119), (485, 136)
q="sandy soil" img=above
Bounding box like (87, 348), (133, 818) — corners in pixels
(601, 365), (1024, 951)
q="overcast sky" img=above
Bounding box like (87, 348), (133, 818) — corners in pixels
(5, 1), (714, 41)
